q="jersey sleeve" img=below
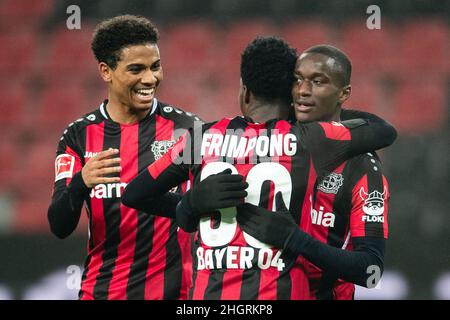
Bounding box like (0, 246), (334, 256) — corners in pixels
(350, 157), (390, 239)
(53, 126), (85, 192)
(48, 124), (90, 238)
(299, 117), (396, 175)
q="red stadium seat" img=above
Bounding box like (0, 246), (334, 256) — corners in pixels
(14, 195), (89, 234)
(210, 81), (241, 121)
(220, 20), (280, 81)
(13, 137), (89, 233)
(396, 19), (449, 73)
(159, 20), (219, 79)
(340, 20), (397, 74)
(14, 196), (51, 232)
(280, 20), (336, 52)
(43, 25), (97, 80)
(391, 77), (447, 134)
(0, 142), (17, 191)
(14, 138), (57, 197)
(0, 33), (37, 77)
(0, 83), (27, 130)
(34, 85), (89, 134)
(345, 76), (385, 115)
(157, 77), (203, 112)
(0, 0), (54, 31)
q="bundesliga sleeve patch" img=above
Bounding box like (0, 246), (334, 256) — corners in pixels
(55, 154), (75, 182)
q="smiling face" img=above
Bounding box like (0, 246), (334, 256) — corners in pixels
(291, 52), (351, 122)
(100, 43), (163, 114)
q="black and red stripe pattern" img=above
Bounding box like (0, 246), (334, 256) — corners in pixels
(145, 117), (385, 300)
(53, 99), (198, 300)
(306, 152), (389, 300)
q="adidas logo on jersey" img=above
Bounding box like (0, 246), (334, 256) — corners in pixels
(310, 206), (335, 227)
(90, 182), (127, 199)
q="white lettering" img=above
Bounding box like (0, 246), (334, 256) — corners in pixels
(90, 183), (127, 199)
(311, 206), (336, 227)
(195, 246), (286, 271)
(66, 5), (81, 30)
(227, 246), (239, 269)
(200, 133), (297, 159)
(258, 248), (273, 270)
(240, 247), (254, 269)
(362, 215), (385, 223)
(366, 5), (381, 30)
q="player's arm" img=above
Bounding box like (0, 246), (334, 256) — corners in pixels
(48, 126), (121, 239)
(237, 192), (385, 287)
(121, 133), (191, 218)
(237, 158), (390, 287)
(340, 108), (386, 122)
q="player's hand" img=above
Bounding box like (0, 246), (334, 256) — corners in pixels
(189, 169), (248, 216)
(81, 148), (122, 188)
(237, 192), (297, 249)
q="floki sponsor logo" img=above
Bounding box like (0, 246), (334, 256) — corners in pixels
(359, 187), (387, 222)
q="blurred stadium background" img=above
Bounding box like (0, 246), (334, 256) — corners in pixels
(0, 0), (448, 300)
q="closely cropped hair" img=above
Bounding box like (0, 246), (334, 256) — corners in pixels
(241, 36), (297, 105)
(91, 15), (159, 69)
(303, 44), (352, 86)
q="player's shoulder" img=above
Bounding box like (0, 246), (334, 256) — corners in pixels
(346, 151), (384, 177)
(63, 107), (103, 135)
(156, 100), (203, 127)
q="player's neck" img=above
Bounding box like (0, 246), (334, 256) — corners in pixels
(105, 100), (150, 125)
(245, 102), (289, 123)
(333, 107), (342, 122)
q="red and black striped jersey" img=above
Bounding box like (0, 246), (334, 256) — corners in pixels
(146, 116), (388, 300)
(51, 99), (200, 300)
(306, 152), (389, 300)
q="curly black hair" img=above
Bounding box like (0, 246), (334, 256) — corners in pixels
(91, 15), (159, 69)
(240, 36), (297, 105)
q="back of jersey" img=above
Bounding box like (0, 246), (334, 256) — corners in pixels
(190, 117), (311, 300)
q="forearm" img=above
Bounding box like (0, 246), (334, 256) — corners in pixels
(48, 172), (90, 239)
(122, 169), (181, 218)
(285, 231), (385, 287)
(125, 192), (182, 219)
(175, 191), (200, 232)
(344, 118), (397, 157)
(341, 108), (386, 122)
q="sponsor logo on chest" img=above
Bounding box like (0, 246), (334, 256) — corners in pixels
(311, 205), (336, 227)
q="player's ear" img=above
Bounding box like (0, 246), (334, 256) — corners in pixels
(243, 85), (251, 104)
(338, 84), (351, 104)
(99, 62), (112, 82)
